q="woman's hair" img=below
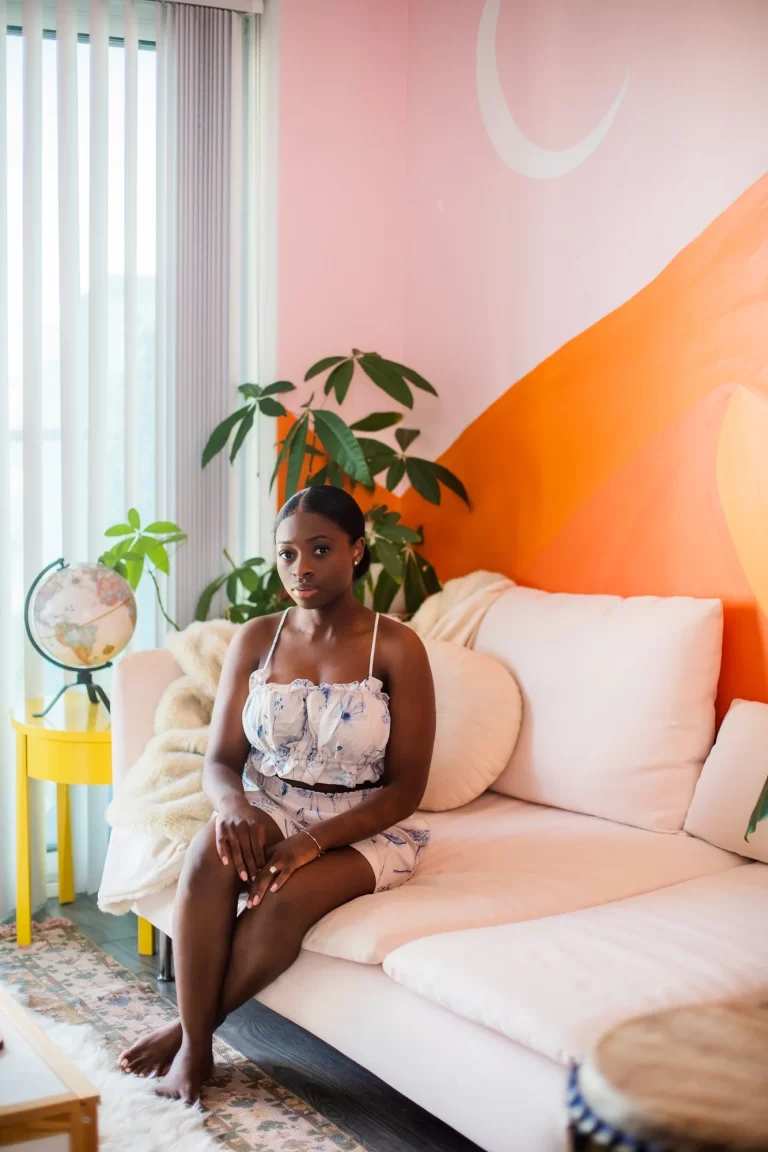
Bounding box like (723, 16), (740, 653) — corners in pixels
(275, 487), (372, 581)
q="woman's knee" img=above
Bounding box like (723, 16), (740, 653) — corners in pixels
(181, 819), (238, 888)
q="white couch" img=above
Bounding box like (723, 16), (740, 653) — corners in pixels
(108, 587), (768, 1152)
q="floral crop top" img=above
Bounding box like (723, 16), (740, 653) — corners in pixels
(241, 609), (391, 789)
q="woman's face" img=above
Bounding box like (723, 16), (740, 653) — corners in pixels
(275, 510), (364, 609)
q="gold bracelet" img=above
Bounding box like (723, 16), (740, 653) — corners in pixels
(301, 829), (324, 858)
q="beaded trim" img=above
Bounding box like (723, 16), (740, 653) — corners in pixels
(567, 1065), (671, 1152)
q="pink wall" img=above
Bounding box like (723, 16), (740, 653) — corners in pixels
(277, 0), (409, 428)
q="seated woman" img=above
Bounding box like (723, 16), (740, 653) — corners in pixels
(119, 485), (435, 1103)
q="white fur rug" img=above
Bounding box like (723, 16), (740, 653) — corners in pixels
(8, 987), (216, 1151)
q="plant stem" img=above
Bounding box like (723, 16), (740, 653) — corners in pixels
(223, 548), (238, 570)
(149, 568), (180, 631)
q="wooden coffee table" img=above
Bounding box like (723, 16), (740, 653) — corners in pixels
(0, 984), (99, 1150)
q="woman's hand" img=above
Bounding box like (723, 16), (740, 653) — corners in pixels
(215, 795), (267, 883)
(246, 831), (320, 908)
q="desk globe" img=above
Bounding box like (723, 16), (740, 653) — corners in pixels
(26, 559), (137, 717)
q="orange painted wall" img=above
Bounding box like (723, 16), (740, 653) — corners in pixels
(402, 175), (768, 716)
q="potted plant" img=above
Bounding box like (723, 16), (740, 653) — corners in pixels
(198, 351), (468, 622)
(99, 509), (187, 631)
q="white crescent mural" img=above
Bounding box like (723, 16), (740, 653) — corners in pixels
(477, 0), (629, 179)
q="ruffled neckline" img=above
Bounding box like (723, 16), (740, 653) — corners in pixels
(249, 670), (389, 699)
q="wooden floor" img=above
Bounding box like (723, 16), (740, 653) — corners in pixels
(18, 893), (481, 1152)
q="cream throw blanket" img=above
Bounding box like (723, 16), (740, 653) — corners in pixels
(97, 571), (512, 914)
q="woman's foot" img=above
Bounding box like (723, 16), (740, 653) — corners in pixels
(154, 1038), (214, 1105)
(118, 1020), (182, 1078)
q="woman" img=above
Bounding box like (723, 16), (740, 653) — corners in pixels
(119, 485), (436, 1103)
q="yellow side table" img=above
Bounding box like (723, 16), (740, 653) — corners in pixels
(12, 694), (112, 947)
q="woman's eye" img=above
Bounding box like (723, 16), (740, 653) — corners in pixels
(314, 546), (329, 556)
(278, 551), (294, 562)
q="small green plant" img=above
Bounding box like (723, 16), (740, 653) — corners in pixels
(99, 508), (187, 631)
(745, 776), (768, 842)
(196, 551), (287, 624)
(200, 351), (468, 619)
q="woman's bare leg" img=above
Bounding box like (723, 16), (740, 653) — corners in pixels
(153, 846), (375, 1103)
(119, 811), (283, 1080)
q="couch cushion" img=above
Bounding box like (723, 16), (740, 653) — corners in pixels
(421, 639), (522, 811)
(473, 586), (723, 832)
(685, 699), (768, 864)
(383, 864), (768, 1065)
(301, 791), (741, 964)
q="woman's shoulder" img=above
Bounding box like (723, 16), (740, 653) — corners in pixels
(376, 613), (427, 659)
(226, 610), (285, 670)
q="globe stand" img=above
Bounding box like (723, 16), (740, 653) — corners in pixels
(24, 558), (115, 719)
(32, 671), (112, 719)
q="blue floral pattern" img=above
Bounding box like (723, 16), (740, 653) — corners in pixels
(242, 672), (391, 789)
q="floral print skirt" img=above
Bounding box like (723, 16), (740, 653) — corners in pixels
(245, 769), (430, 893)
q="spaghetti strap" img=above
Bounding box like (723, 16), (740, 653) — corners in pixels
(263, 608), (290, 672)
(368, 613), (380, 679)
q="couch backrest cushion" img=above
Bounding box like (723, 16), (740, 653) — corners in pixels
(420, 640), (522, 811)
(473, 586), (723, 832)
(684, 699), (768, 863)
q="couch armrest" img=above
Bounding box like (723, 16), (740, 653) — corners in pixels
(112, 649), (182, 788)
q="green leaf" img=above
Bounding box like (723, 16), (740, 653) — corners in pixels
(127, 508), (141, 530)
(386, 458), (406, 490)
(745, 775), (768, 840)
(147, 542), (169, 575)
(258, 397), (288, 418)
(305, 355), (347, 382)
(403, 553), (427, 615)
(105, 523), (134, 537)
(237, 566), (261, 593)
(406, 457), (441, 505)
(416, 551), (441, 597)
(286, 415), (309, 498)
(242, 556), (265, 568)
(377, 521), (421, 544)
(99, 549), (115, 567)
(114, 560), (128, 580)
(226, 572), (240, 603)
(195, 573), (228, 621)
(324, 359), (354, 404)
(307, 465), (329, 487)
(349, 412), (403, 432)
(156, 532), (187, 546)
(228, 604), (249, 624)
(202, 405), (251, 468)
(239, 383), (262, 399)
(359, 355), (413, 409)
(385, 360), (438, 396)
(356, 436), (397, 478)
(373, 568), (399, 613)
(125, 552), (144, 590)
(145, 521), (181, 534)
(313, 410), (372, 486)
(432, 462), (470, 506)
(265, 565), (283, 596)
(301, 391), (315, 410)
(395, 428), (420, 452)
(230, 406), (256, 463)
(270, 419), (301, 491)
(128, 537), (153, 557)
(261, 380), (296, 396)
(375, 537), (403, 583)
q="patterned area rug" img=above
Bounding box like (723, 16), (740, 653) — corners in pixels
(0, 919), (367, 1152)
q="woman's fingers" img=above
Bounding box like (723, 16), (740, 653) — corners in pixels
(248, 825), (266, 873)
(268, 863), (295, 893)
(247, 861), (281, 909)
(237, 829), (259, 883)
(215, 819), (231, 866)
(227, 834), (249, 883)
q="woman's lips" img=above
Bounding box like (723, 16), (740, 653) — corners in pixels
(294, 587), (319, 598)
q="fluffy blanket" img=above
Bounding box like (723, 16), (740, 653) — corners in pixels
(97, 572), (513, 914)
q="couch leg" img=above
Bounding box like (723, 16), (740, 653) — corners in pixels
(157, 931), (175, 983)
